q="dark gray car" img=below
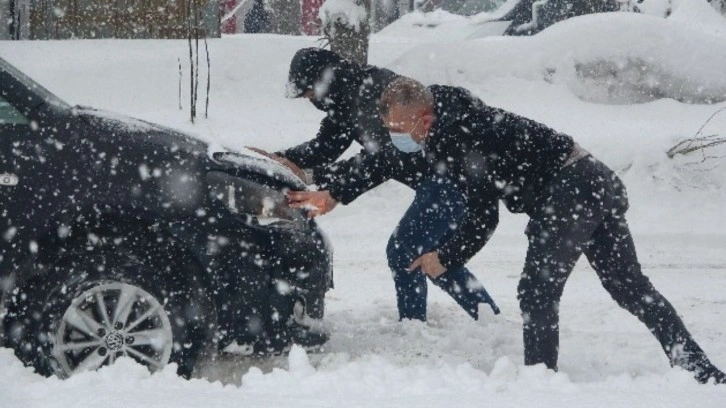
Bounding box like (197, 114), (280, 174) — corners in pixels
(0, 57), (332, 379)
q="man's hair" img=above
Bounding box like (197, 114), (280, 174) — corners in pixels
(379, 77), (433, 117)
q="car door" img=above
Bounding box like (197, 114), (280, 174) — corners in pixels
(0, 91), (38, 311)
(0, 87), (64, 278)
(0, 94), (32, 242)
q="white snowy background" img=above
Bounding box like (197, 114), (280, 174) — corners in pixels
(1, 0), (726, 406)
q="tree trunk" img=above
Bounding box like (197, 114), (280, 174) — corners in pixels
(322, 0), (370, 65)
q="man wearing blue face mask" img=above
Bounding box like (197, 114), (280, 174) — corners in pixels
(253, 48), (499, 321)
(371, 77), (726, 385)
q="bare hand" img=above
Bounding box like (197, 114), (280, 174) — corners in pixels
(246, 147), (307, 183)
(287, 190), (338, 217)
(408, 251), (447, 279)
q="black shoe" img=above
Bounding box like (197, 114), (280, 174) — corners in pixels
(291, 324), (329, 349)
(694, 364), (726, 384)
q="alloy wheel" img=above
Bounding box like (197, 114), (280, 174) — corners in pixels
(51, 282), (173, 377)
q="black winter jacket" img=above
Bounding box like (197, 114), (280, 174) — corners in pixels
(425, 85), (574, 268)
(277, 65), (426, 204)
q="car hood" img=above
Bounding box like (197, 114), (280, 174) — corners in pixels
(75, 106), (306, 189)
(74, 106), (210, 156)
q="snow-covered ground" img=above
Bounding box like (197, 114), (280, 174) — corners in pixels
(1, 2), (726, 406)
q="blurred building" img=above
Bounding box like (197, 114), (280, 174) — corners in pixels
(221, 0), (413, 34)
(1, 0), (221, 40)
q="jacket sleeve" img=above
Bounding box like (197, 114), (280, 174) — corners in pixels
(316, 148), (426, 205)
(276, 116), (354, 169)
(437, 185), (499, 269)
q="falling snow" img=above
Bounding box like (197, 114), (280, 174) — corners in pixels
(1, 1), (726, 407)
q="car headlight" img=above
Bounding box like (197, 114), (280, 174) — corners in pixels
(206, 171), (307, 229)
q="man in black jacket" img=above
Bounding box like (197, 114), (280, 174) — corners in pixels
(251, 49), (419, 214)
(254, 48), (499, 321)
(369, 77), (726, 384)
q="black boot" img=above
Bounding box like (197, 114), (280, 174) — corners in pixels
(694, 364), (726, 385)
(676, 354), (726, 385)
(522, 307), (560, 371)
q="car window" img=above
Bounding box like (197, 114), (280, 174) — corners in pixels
(0, 95), (29, 125)
(1, 58), (71, 111)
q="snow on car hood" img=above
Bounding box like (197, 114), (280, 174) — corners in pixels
(75, 107), (305, 188)
(74, 106), (209, 155)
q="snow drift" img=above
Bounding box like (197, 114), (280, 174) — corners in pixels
(388, 11), (726, 105)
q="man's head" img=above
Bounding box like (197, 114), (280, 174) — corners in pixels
(379, 77), (435, 145)
(285, 48), (341, 98)
(285, 48), (359, 113)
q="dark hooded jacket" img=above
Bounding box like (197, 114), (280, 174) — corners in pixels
(277, 50), (426, 204)
(424, 85), (575, 268)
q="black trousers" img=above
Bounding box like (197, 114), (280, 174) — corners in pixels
(518, 157), (715, 377)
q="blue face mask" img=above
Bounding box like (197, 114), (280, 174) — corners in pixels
(390, 133), (424, 153)
(389, 117), (425, 153)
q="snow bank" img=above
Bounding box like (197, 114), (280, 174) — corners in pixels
(668, 0), (726, 38)
(375, 0), (520, 39)
(387, 11), (726, 105)
(380, 1), (726, 105)
(376, 9), (476, 41)
(2, 344), (722, 408)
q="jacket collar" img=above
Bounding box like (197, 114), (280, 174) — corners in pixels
(426, 85), (479, 147)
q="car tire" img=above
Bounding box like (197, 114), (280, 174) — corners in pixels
(9, 231), (216, 379)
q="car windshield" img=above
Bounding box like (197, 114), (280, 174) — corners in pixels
(0, 57), (71, 111)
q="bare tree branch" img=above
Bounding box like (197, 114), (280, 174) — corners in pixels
(667, 107), (726, 159)
(188, 0), (196, 123)
(194, 3), (200, 121)
(178, 57), (183, 110)
(205, 36), (211, 119)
